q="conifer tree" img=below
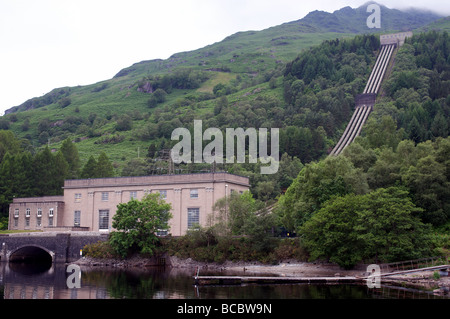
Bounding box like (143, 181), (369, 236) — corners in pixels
(96, 152), (114, 178)
(33, 147), (68, 196)
(60, 138), (80, 178)
(81, 155), (98, 179)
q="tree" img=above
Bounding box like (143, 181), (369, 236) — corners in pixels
(109, 193), (172, 258)
(147, 95), (158, 108)
(0, 151), (35, 216)
(80, 152), (115, 178)
(153, 88), (167, 103)
(431, 112), (448, 138)
(121, 158), (148, 177)
(115, 114), (133, 131)
(147, 143), (157, 158)
(58, 96), (71, 108)
(0, 130), (21, 163)
(0, 153), (25, 216)
(212, 191), (258, 236)
(276, 155), (368, 232)
(361, 115), (403, 150)
(402, 154), (450, 226)
(32, 146), (68, 196)
(81, 155), (98, 178)
(213, 83), (226, 96)
(96, 152), (115, 178)
(214, 96), (228, 115)
(367, 147), (402, 189)
(409, 117), (426, 143)
(212, 191), (275, 254)
(300, 187), (433, 269)
(53, 151), (69, 192)
(60, 138), (80, 178)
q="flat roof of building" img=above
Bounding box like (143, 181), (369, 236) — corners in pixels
(12, 196), (65, 203)
(63, 172), (250, 189)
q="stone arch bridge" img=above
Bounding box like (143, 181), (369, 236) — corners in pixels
(0, 232), (108, 263)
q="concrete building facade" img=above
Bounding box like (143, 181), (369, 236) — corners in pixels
(380, 31), (413, 46)
(8, 173), (250, 236)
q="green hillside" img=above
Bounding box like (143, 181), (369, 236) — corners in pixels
(1, 2), (444, 171)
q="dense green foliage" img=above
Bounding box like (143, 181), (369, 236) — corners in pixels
(380, 31), (450, 142)
(280, 35), (380, 161)
(109, 193), (172, 258)
(276, 135), (450, 266)
(300, 187), (433, 269)
(165, 191), (307, 264)
(211, 191), (278, 255)
(0, 134), (115, 220)
(272, 30), (450, 267)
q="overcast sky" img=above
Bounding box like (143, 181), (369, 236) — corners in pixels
(1, 0), (450, 115)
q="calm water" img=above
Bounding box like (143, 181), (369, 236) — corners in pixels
(0, 261), (447, 300)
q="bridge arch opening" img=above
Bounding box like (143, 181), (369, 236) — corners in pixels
(9, 245), (53, 272)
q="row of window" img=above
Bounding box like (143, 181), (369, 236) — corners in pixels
(72, 208), (201, 231)
(74, 189), (199, 202)
(12, 206), (201, 231)
(13, 208), (54, 218)
(12, 215), (53, 228)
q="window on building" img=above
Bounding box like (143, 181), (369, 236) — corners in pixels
(101, 192), (109, 201)
(159, 190), (167, 199)
(74, 211), (81, 227)
(37, 208), (42, 217)
(190, 189), (198, 199)
(25, 217), (30, 227)
(156, 230), (168, 236)
(75, 193), (82, 202)
(130, 191), (137, 200)
(99, 210), (109, 230)
(14, 209), (19, 218)
(49, 208), (54, 217)
(48, 216), (53, 227)
(187, 208), (200, 229)
(14, 218), (18, 227)
(26, 208), (31, 217)
(36, 217), (42, 227)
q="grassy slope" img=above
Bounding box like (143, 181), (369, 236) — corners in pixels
(5, 30), (354, 169)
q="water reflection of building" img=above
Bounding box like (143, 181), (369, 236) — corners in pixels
(0, 263), (110, 299)
(3, 282), (111, 299)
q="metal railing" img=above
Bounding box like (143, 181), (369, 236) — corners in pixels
(380, 256), (449, 273)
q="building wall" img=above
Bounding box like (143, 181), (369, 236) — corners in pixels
(380, 31), (413, 46)
(8, 196), (64, 231)
(9, 173), (250, 236)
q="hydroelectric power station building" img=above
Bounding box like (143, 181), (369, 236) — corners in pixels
(8, 173), (250, 236)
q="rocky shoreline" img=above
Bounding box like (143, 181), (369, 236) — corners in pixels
(73, 255), (450, 296)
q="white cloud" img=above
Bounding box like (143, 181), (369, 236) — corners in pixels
(1, 0), (449, 115)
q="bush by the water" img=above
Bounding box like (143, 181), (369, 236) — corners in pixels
(162, 229), (309, 264)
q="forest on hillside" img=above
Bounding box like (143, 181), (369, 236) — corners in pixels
(274, 30), (450, 267)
